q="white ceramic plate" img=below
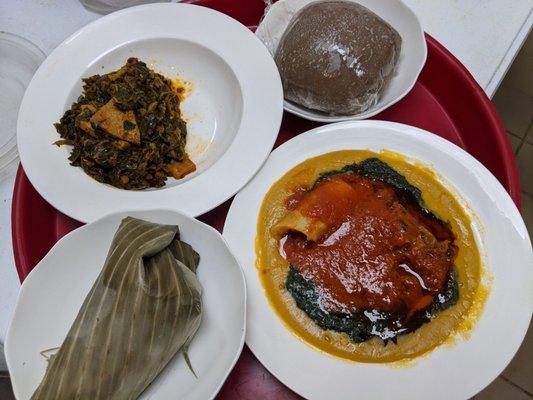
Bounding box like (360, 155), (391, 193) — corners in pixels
(6, 209), (246, 400)
(223, 121), (533, 400)
(256, 0), (426, 122)
(17, 3), (283, 223)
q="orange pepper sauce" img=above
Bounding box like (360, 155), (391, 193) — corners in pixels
(282, 173), (457, 318)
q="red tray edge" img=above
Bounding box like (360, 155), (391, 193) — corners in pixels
(12, 166), (31, 282)
(423, 34), (521, 209)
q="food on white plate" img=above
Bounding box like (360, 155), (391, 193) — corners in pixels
(257, 150), (487, 362)
(275, 1), (401, 116)
(54, 58), (195, 190)
(31, 217), (202, 399)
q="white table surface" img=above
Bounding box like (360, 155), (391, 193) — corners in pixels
(0, 0), (532, 369)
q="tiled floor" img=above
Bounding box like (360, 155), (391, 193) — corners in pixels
(0, 370), (13, 399)
(480, 30), (533, 400)
(1, 31), (532, 400)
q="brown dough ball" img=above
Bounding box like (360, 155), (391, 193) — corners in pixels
(275, 1), (402, 116)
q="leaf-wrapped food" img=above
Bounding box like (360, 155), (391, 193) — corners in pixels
(31, 217), (202, 400)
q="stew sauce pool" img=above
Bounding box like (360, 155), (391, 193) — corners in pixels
(282, 173), (457, 319)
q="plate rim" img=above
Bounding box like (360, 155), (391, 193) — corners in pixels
(222, 119), (533, 400)
(5, 207), (247, 400)
(16, 3), (283, 223)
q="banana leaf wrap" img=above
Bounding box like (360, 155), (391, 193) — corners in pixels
(31, 217), (202, 400)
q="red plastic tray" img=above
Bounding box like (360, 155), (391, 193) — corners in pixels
(11, 1), (521, 398)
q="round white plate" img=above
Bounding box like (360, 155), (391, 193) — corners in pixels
(6, 209), (246, 400)
(223, 121), (533, 400)
(256, 0), (426, 122)
(17, 3), (283, 223)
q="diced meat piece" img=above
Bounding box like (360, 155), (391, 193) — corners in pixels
(165, 157), (196, 179)
(80, 104), (97, 113)
(90, 100), (140, 145)
(78, 120), (97, 137)
(107, 64), (128, 81)
(273, 178), (356, 241)
(113, 140), (130, 150)
(272, 210), (327, 242)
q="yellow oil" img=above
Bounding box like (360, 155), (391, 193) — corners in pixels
(171, 78), (193, 102)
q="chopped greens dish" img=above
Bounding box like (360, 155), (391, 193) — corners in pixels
(54, 58), (195, 190)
